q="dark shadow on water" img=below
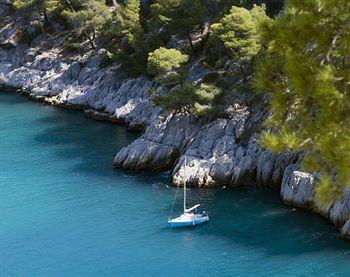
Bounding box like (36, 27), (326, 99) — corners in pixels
(32, 110), (135, 171)
(165, 187), (350, 257)
(30, 103), (171, 186)
(0, 91), (30, 104)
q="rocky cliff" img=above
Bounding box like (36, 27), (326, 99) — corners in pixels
(1, 4), (349, 239)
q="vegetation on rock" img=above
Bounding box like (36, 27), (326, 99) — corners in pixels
(153, 82), (222, 117)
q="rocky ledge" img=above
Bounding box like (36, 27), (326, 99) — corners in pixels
(1, 8), (349, 239)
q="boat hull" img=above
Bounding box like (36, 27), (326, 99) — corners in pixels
(168, 214), (209, 227)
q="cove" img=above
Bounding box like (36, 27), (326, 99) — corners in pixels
(1, 91), (350, 276)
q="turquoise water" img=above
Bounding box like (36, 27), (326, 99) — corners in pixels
(1, 92), (350, 276)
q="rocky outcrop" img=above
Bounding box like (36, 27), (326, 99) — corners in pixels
(114, 113), (202, 170)
(281, 165), (350, 238)
(327, 191), (350, 228)
(172, 110), (250, 187)
(341, 219), (350, 239)
(281, 165), (315, 208)
(0, 38), (159, 130)
(172, 110), (297, 188)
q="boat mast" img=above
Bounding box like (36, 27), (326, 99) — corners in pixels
(184, 179), (186, 213)
(184, 156), (187, 213)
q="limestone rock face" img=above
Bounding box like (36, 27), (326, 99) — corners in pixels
(172, 112), (253, 187)
(328, 191), (350, 227)
(0, 39), (158, 131)
(280, 165), (315, 208)
(172, 108), (296, 187)
(341, 219), (350, 239)
(114, 113), (202, 170)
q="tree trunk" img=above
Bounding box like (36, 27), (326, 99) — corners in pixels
(187, 32), (195, 54)
(43, 9), (49, 26)
(88, 32), (96, 50)
(36, 11), (46, 35)
(112, 0), (118, 8)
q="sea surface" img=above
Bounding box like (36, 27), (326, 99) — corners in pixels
(1, 91), (350, 276)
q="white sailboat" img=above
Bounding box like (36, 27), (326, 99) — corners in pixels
(168, 158), (209, 227)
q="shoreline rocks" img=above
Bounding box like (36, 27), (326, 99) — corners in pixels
(280, 165), (350, 239)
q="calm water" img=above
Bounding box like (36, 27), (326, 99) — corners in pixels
(1, 92), (350, 276)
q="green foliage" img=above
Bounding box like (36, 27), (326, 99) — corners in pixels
(255, 0), (350, 203)
(193, 102), (212, 116)
(153, 82), (222, 116)
(13, 0), (43, 10)
(44, 0), (74, 19)
(13, 0), (49, 29)
(113, 0), (143, 49)
(147, 47), (189, 76)
(193, 83), (222, 116)
(153, 82), (197, 111)
(150, 0), (206, 34)
(108, 0), (150, 75)
(107, 49), (146, 76)
(150, 0), (207, 51)
(64, 42), (83, 53)
(210, 5), (269, 65)
(13, 0), (67, 19)
(315, 176), (342, 207)
(204, 0), (241, 18)
(195, 83), (222, 103)
(63, 0), (111, 49)
(158, 71), (182, 87)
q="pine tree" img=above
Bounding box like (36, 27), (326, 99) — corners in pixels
(108, 0), (148, 75)
(63, 0), (111, 49)
(150, 0), (207, 52)
(45, 0), (70, 17)
(113, 0), (143, 49)
(254, 0), (350, 204)
(210, 5), (269, 65)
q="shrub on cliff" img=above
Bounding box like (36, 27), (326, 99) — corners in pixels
(13, 0), (50, 32)
(254, 0), (350, 204)
(153, 82), (222, 116)
(153, 82), (196, 112)
(17, 25), (42, 44)
(193, 83), (222, 116)
(147, 47), (189, 76)
(12, 0), (74, 27)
